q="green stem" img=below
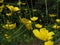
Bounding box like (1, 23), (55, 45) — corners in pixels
(26, 0), (32, 18)
(45, 0), (48, 25)
(30, 0), (34, 16)
(11, 29), (27, 39)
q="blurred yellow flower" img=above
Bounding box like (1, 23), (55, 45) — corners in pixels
(4, 34), (10, 39)
(0, 5), (4, 12)
(25, 24), (33, 30)
(6, 12), (12, 16)
(0, 0), (4, 3)
(13, 7), (20, 11)
(22, 3), (26, 5)
(4, 34), (9, 37)
(33, 28), (55, 41)
(35, 24), (42, 28)
(30, 17), (38, 21)
(21, 18), (32, 30)
(2, 23), (16, 30)
(56, 19), (60, 23)
(6, 5), (20, 12)
(32, 9), (37, 12)
(49, 14), (56, 17)
(17, 2), (22, 5)
(21, 18), (32, 24)
(44, 41), (54, 45)
(52, 24), (60, 29)
(6, 5), (14, 11)
(5, 36), (10, 39)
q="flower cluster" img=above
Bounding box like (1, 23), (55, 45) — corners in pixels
(0, 0), (60, 45)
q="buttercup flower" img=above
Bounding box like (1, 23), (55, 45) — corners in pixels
(35, 24), (42, 28)
(21, 18), (32, 24)
(52, 24), (60, 29)
(30, 17), (38, 21)
(2, 23), (16, 30)
(17, 2), (22, 5)
(33, 28), (55, 41)
(13, 7), (20, 12)
(21, 18), (32, 30)
(44, 40), (54, 45)
(6, 5), (20, 12)
(56, 19), (60, 23)
(6, 12), (12, 16)
(4, 34), (10, 39)
(25, 24), (33, 30)
(22, 3), (26, 5)
(49, 14), (56, 17)
(6, 5), (14, 11)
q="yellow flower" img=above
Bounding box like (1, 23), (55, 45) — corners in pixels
(4, 34), (10, 39)
(4, 34), (9, 37)
(35, 24), (42, 28)
(30, 17), (38, 21)
(22, 3), (26, 5)
(25, 24), (33, 30)
(44, 41), (54, 45)
(6, 5), (20, 11)
(33, 28), (55, 41)
(0, 0), (4, 3)
(13, 7), (20, 11)
(17, 2), (22, 5)
(52, 24), (60, 29)
(0, 5), (4, 12)
(6, 12), (12, 16)
(6, 5), (14, 11)
(2, 23), (16, 30)
(21, 18), (32, 30)
(21, 18), (32, 24)
(49, 14), (56, 17)
(5, 36), (10, 39)
(32, 9), (37, 12)
(56, 19), (60, 23)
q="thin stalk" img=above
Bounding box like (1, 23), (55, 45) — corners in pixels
(26, 0), (32, 18)
(31, 0), (34, 16)
(45, 0), (48, 25)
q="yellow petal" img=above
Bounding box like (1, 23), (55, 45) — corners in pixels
(52, 24), (60, 29)
(6, 13), (12, 16)
(44, 41), (54, 45)
(47, 32), (55, 40)
(49, 14), (56, 17)
(6, 5), (14, 11)
(35, 24), (42, 28)
(33, 29), (40, 38)
(30, 17), (38, 21)
(2, 23), (16, 30)
(21, 18), (32, 24)
(25, 24), (33, 30)
(40, 28), (48, 34)
(56, 19), (60, 23)
(22, 3), (26, 5)
(17, 2), (22, 5)
(13, 7), (20, 11)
